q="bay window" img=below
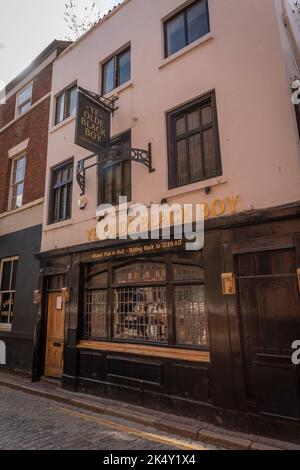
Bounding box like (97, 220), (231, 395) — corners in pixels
(83, 256), (209, 349)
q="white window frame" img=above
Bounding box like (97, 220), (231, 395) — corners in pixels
(8, 154), (26, 211)
(16, 82), (33, 116)
(0, 256), (18, 331)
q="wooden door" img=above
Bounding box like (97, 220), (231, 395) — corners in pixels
(44, 292), (65, 378)
(236, 248), (300, 419)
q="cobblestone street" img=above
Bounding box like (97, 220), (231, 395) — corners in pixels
(0, 385), (215, 450)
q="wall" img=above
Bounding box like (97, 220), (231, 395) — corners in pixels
(0, 224), (42, 372)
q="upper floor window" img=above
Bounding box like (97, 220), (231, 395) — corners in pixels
(9, 155), (26, 211)
(167, 91), (222, 189)
(102, 47), (131, 95)
(16, 83), (32, 116)
(164, 0), (210, 57)
(0, 257), (18, 328)
(49, 160), (73, 224)
(99, 131), (131, 205)
(55, 85), (77, 125)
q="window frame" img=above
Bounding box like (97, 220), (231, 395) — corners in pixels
(164, 0), (210, 58)
(81, 256), (209, 352)
(16, 83), (33, 116)
(48, 158), (74, 225)
(98, 130), (132, 206)
(167, 91), (222, 190)
(101, 46), (131, 96)
(0, 256), (19, 329)
(54, 84), (77, 125)
(8, 154), (26, 211)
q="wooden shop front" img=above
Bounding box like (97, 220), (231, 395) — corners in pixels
(34, 203), (300, 443)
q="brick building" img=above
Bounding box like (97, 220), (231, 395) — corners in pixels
(0, 40), (70, 372)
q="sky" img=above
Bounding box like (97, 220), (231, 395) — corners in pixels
(0, 0), (120, 87)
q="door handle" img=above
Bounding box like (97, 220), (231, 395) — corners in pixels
(53, 342), (62, 348)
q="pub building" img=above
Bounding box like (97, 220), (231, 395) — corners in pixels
(34, 0), (300, 441)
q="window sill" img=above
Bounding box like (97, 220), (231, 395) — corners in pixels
(44, 218), (74, 232)
(0, 324), (12, 333)
(159, 33), (213, 70)
(103, 80), (134, 100)
(50, 114), (76, 134)
(78, 340), (210, 363)
(0, 197), (44, 220)
(163, 176), (227, 201)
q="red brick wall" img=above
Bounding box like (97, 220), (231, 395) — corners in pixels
(0, 62), (53, 129)
(0, 61), (54, 214)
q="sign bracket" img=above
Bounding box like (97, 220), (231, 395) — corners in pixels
(76, 143), (155, 196)
(77, 86), (119, 115)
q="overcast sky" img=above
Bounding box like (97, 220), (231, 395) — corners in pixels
(0, 0), (120, 87)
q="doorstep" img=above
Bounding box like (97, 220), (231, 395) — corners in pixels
(0, 369), (299, 451)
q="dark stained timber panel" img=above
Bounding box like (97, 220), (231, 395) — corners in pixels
(107, 355), (163, 386)
(169, 362), (210, 401)
(254, 362), (300, 420)
(79, 351), (106, 380)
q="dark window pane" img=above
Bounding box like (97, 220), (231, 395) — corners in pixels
(50, 162), (73, 223)
(187, 110), (200, 130)
(118, 49), (131, 86)
(202, 128), (216, 177)
(0, 292), (11, 323)
(187, 1), (210, 44)
(176, 116), (186, 136)
(176, 139), (189, 186)
(11, 261), (18, 291)
(1, 261), (12, 291)
(56, 93), (65, 124)
(166, 13), (186, 56)
(189, 133), (203, 180)
(201, 105), (212, 125)
(103, 58), (115, 94)
(68, 87), (77, 117)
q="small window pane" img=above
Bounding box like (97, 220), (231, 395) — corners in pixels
(187, 1), (210, 44)
(118, 49), (131, 86)
(68, 87), (77, 117)
(18, 84), (32, 105)
(56, 93), (65, 124)
(0, 292), (11, 323)
(187, 110), (200, 130)
(85, 290), (108, 338)
(14, 157), (26, 183)
(189, 133), (203, 181)
(201, 105), (212, 125)
(166, 13), (186, 56)
(11, 261), (18, 290)
(173, 264), (204, 281)
(202, 128), (216, 177)
(19, 101), (32, 115)
(1, 262), (12, 291)
(103, 58), (115, 95)
(175, 285), (209, 346)
(86, 271), (108, 289)
(176, 139), (189, 186)
(176, 116), (186, 136)
(114, 263), (166, 285)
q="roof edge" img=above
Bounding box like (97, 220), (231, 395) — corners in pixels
(1, 40), (72, 97)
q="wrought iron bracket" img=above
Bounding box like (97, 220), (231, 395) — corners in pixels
(78, 86), (119, 115)
(76, 143), (155, 196)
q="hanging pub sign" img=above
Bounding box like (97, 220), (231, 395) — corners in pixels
(75, 89), (111, 154)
